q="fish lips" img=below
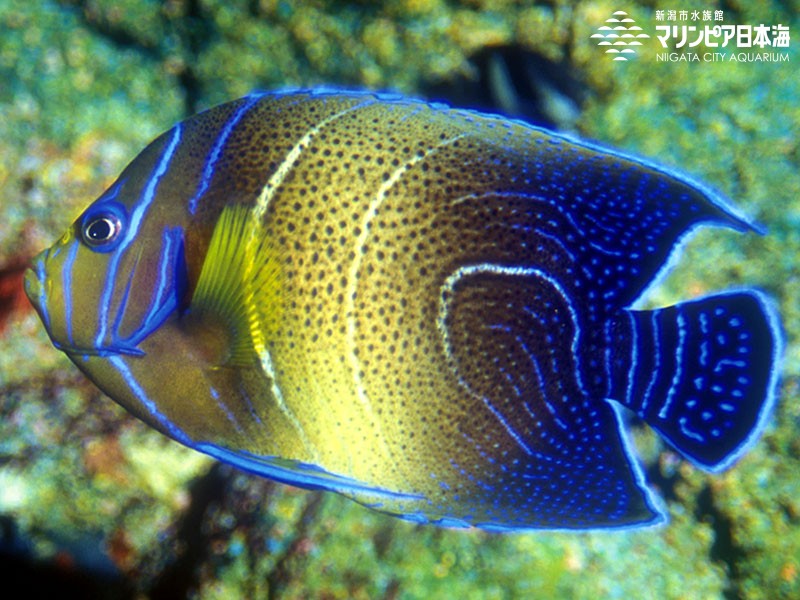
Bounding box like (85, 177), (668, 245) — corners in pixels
(23, 264), (48, 325)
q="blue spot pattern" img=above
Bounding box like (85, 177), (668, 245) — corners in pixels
(442, 266), (661, 528)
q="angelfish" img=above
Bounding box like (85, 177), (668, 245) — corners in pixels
(24, 90), (782, 531)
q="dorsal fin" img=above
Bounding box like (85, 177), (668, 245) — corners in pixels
(189, 203), (282, 366)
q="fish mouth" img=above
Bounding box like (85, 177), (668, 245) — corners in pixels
(24, 264), (53, 333)
(23, 266), (43, 309)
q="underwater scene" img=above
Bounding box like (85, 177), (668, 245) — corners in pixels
(1, 0), (798, 598)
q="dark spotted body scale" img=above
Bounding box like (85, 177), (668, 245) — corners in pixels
(25, 90), (782, 531)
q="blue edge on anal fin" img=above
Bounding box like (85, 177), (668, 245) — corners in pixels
(624, 289), (783, 472)
(195, 443), (425, 500)
(191, 444), (492, 525)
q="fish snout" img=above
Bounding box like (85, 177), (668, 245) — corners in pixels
(23, 265), (43, 309)
(23, 249), (51, 316)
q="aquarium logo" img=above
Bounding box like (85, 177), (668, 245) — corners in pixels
(590, 10), (650, 61)
(653, 10), (791, 63)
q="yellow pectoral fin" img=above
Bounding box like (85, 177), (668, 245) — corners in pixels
(189, 203), (283, 366)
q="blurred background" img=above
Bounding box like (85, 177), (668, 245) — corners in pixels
(1, 0), (798, 598)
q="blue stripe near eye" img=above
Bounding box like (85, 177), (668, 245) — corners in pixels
(148, 228), (180, 318)
(61, 242), (80, 346)
(95, 251), (122, 348)
(129, 124), (183, 241)
(188, 93), (264, 215)
(114, 227), (185, 348)
(35, 258), (52, 332)
(111, 259), (138, 341)
(95, 124), (183, 350)
(100, 178), (125, 203)
(108, 355), (191, 445)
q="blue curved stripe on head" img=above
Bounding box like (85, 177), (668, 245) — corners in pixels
(188, 93), (266, 215)
(61, 241), (80, 347)
(128, 124), (184, 244)
(110, 256), (137, 344)
(144, 227), (182, 319)
(114, 226), (186, 349)
(95, 124), (183, 350)
(106, 354), (191, 445)
(34, 257), (52, 332)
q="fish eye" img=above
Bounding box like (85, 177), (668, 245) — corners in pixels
(80, 205), (125, 251)
(84, 216), (118, 242)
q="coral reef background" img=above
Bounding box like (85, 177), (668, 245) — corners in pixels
(1, 1), (798, 598)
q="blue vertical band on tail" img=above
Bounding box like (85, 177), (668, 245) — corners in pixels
(608, 290), (781, 470)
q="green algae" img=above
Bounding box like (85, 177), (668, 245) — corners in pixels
(1, 1), (798, 598)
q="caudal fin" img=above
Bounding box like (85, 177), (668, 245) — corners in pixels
(609, 291), (782, 471)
